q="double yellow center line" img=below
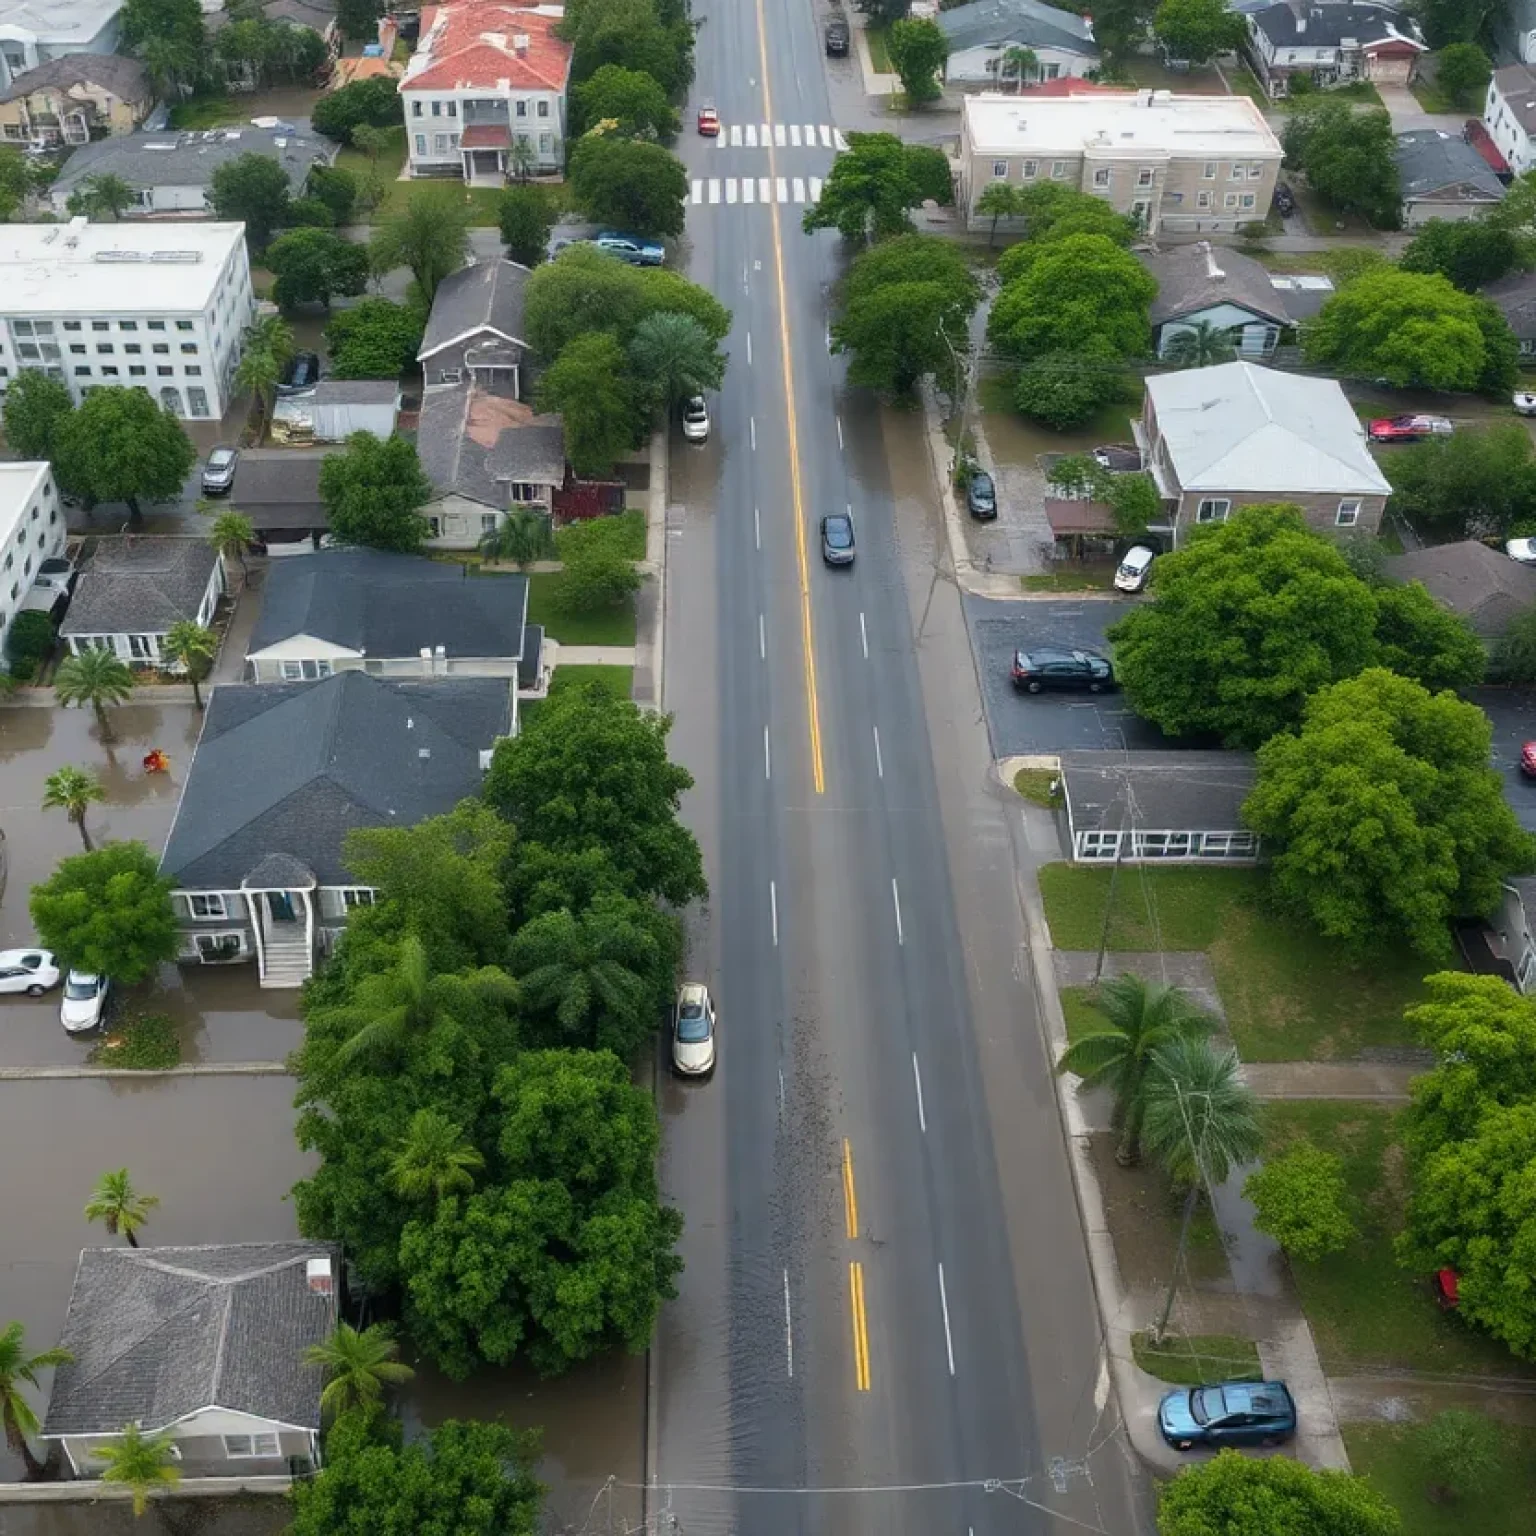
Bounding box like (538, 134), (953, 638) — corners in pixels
(844, 1138), (870, 1391)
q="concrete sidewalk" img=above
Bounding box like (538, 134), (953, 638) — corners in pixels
(554, 645), (640, 666)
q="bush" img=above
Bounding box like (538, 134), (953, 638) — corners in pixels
(311, 76), (402, 145)
(1243, 1142), (1355, 1261)
(555, 511), (646, 562)
(6, 609), (55, 681)
(554, 547), (641, 615)
(87, 1011), (181, 1070)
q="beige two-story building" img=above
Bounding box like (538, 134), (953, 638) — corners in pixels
(956, 89), (1283, 236)
(0, 52), (151, 147)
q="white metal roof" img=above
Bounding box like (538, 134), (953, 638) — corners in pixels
(1146, 362), (1391, 496)
(0, 219), (244, 316)
(0, 0), (120, 44)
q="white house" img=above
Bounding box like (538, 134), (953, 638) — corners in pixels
(1243, 1), (1425, 98)
(59, 536), (225, 666)
(400, 1), (572, 184)
(938, 0), (1099, 87)
(0, 219), (256, 422)
(1487, 64), (1536, 178)
(0, 0), (121, 92)
(0, 460), (66, 657)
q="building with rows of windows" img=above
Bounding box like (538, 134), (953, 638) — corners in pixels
(0, 459), (66, 657)
(0, 218), (255, 422)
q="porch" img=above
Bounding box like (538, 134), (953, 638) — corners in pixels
(242, 856), (318, 990)
(461, 123), (511, 187)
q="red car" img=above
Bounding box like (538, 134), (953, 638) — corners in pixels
(1368, 414), (1454, 443)
(1521, 742), (1536, 779)
(697, 104), (720, 137)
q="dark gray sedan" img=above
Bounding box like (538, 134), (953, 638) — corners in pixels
(821, 512), (855, 566)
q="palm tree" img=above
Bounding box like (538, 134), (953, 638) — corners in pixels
(0, 1321), (73, 1481)
(84, 1169), (160, 1249)
(95, 1423), (181, 1515)
(628, 312), (727, 414)
(42, 765), (105, 852)
(206, 509), (256, 588)
(1142, 1038), (1264, 1188)
(389, 1108), (485, 1202)
(1162, 320), (1238, 369)
(976, 181), (1019, 246)
(160, 620), (217, 709)
(368, 187), (471, 308)
(1056, 974), (1215, 1165)
(77, 173), (136, 221)
(54, 647), (134, 743)
(235, 315), (294, 438)
(479, 508), (555, 569)
(1002, 45), (1038, 92)
(303, 1322), (415, 1422)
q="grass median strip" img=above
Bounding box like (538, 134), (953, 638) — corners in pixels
(1131, 1331), (1261, 1386)
(1012, 767), (1059, 807)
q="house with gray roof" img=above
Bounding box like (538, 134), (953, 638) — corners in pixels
(1244, 2), (1425, 98)
(60, 535), (225, 668)
(938, 0), (1099, 86)
(0, 51), (152, 145)
(1141, 242), (1294, 360)
(1385, 541), (1536, 641)
(224, 449), (328, 548)
(41, 1243), (337, 1478)
(417, 258), (533, 398)
(47, 117), (337, 217)
(245, 547), (535, 684)
(159, 670), (513, 985)
(1483, 270), (1536, 356)
(1395, 128), (1506, 226)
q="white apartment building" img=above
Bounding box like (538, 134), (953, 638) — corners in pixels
(0, 219), (255, 422)
(0, 461), (66, 656)
(956, 89), (1284, 236)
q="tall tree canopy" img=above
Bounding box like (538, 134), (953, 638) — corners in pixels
(989, 233), (1156, 360)
(1384, 423), (1536, 540)
(1400, 217), (1526, 292)
(208, 153), (292, 247)
(29, 842), (178, 983)
(569, 133), (688, 238)
(1282, 100), (1401, 228)
(535, 332), (644, 476)
(566, 0), (695, 96)
(1152, 0), (1245, 65)
(324, 298), (426, 379)
(802, 132), (953, 240)
(572, 62), (680, 138)
(1158, 1450), (1401, 1536)
(1, 370), (75, 463)
(318, 431), (432, 551)
(265, 228), (371, 310)
(54, 387), (196, 519)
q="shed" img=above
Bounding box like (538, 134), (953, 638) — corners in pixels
(270, 380), (400, 443)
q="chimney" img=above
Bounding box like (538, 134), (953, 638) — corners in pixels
(1201, 241), (1225, 282)
(434, 643), (446, 675)
(306, 1257), (332, 1296)
(419, 645), (432, 675)
(513, 33), (530, 54)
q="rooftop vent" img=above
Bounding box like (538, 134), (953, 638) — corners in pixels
(513, 32), (530, 53)
(306, 1257), (332, 1295)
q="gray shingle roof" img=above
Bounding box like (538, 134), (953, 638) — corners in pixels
(228, 449), (329, 531)
(159, 671), (512, 889)
(1142, 243), (1291, 329)
(0, 52), (151, 105)
(304, 379), (400, 406)
(937, 0), (1098, 56)
(1395, 129), (1506, 205)
(1062, 751), (1258, 835)
(1483, 271), (1536, 339)
(60, 536), (219, 637)
(418, 383), (566, 505)
(418, 259), (533, 361)
(41, 1244), (337, 1438)
(1386, 541), (1536, 639)
(1248, 2), (1424, 50)
(248, 548), (530, 661)
(50, 119), (336, 200)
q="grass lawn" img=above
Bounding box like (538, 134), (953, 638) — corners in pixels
(1345, 1420), (1536, 1536)
(1020, 569), (1112, 594)
(978, 372), (1137, 445)
(866, 24), (894, 74)
(524, 572), (637, 647)
(1013, 766), (1060, 807)
(1059, 984), (1108, 1045)
(335, 126), (509, 225)
(1131, 1331), (1261, 1386)
(1264, 1103), (1536, 1377)
(523, 663), (634, 727)
(1037, 865), (1431, 1059)
(169, 94), (244, 129)
(1408, 77), (1467, 116)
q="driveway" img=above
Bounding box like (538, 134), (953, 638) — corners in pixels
(1468, 685), (1536, 832)
(1374, 79), (1465, 135)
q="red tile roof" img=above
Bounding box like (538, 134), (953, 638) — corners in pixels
(404, 2), (571, 94)
(460, 122), (510, 148)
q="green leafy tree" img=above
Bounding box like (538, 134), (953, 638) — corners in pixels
(207, 507), (256, 585)
(1245, 670), (1535, 960)
(42, 766), (105, 853)
(1283, 100), (1401, 228)
(6, 609), (54, 682)
(161, 620), (217, 708)
(1162, 319), (1236, 368)
(0, 144), (28, 220)
(53, 387), (195, 521)
(569, 134), (688, 238)
(1142, 1038), (1263, 1188)
(1243, 1143), (1355, 1261)
(1012, 345), (1128, 430)
(1400, 217), (1524, 292)
(1370, 580), (1485, 691)
(536, 332), (643, 476)
(555, 543), (643, 615)
(53, 647), (135, 741)
(1436, 42), (1494, 110)
(324, 297), (425, 379)
(988, 234), (1156, 362)
(1108, 504), (1379, 747)
(567, 0), (695, 96)
(84, 1168), (159, 1248)
(389, 1109), (485, 1203)
(304, 1322), (414, 1422)
(803, 132), (950, 240)
(1414, 1409), (1500, 1500)
(65, 173), (136, 221)
(308, 164), (359, 225)
(266, 227), (371, 310)
(121, 0), (203, 50)
(1385, 423), (1536, 539)
(1152, 0), (1244, 64)
(235, 313), (294, 435)
(369, 187), (471, 307)
(1011, 182), (1141, 247)
(498, 185), (557, 267)
(30, 842), (177, 982)
(319, 430), (432, 552)
(480, 508), (556, 569)
(95, 1423), (181, 1516)
(1158, 1449), (1402, 1536)
(312, 74), (403, 143)
(1056, 976), (1215, 1165)
(208, 152), (292, 247)
(484, 682), (705, 906)
(1000, 44), (1038, 90)
(1415, 0), (1503, 48)
(1493, 602), (1536, 683)
(0, 1321), (72, 1481)
(628, 311), (728, 412)
(976, 181), (1018, 245)
(887, 16), (948, 105)
(1, 370), (75, 463)
(573, 62), (680, 138)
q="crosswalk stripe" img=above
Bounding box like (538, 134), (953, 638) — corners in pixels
(759, 176), (771, 203)
(691, 178), (703, 205)
(708, 177), (720, 204)
(729, 124), (741, 146)
(790, 124), (801, 147)
(792, 176), (805, 203)
(819, 125), (831, 148)
(718, 131), (728, 150)
(745, 123), (757, 147)
(776, 175), (788, 202)
(833, 129), (849, 151)
(810, 175), (823, 202)
(726, 177), (737, 203)
(774, 123), (786, 147)
(742, 176), (755, 204)
(803, 123), (815, 145)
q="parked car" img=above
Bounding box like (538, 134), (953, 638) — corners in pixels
(682, 395), (710, 442)
(1507, 537), (1536, 564)
(672, 982), (717, 1077)
(60, 971), (110, 1034)
(0, 949), (61, 997)
(1113, 545), (1156, 593)
(1090, 443), (1142, 473)
(1273, 182), (1295, 216)
(1368, 414), (1453, 443)
(1011, 647), (1114, 694)
(1158, 1380), (1297, 1451)
(825, 18), (850, 55)
(31, 556), (76, 596)
(697, 102), (720, 137)
(966, 470), (997, 520)
(1516, 392), (1536, 417)
(276, 351), (321, 395)
(594, 231), (665, 266)
(1521, 741), (1536, 779)
(821, 512), (855, 566)
(200, 446), (239, 494)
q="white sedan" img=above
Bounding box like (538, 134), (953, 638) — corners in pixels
(1515, 392), (1536, 416)
(60, 971), (111, 1034)
(681, 395), (710, 443)
(1508, 538), (1536, 565)
(0, 949), (61, 996)
(671, 982), (716, 1077)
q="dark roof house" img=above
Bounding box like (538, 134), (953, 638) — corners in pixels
(417, 258), (533, 394)
(938, 0), (1100, 78)
(0, 51), (151, 105)
(1395, 128), (1506, 224)
(1141, 242), (1293, 357)
(227, 449), (329, 533)
(60, 536), (224, 664)
(1483, 270), (1536, 348)
(418, 384), (567, 506)
(1386, 541), (1536, 639)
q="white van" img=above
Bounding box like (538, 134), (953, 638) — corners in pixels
(1113, 545), (1156, 593)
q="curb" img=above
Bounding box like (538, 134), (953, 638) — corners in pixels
(0, 1062), (290, 1081)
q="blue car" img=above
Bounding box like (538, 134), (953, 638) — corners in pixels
(1158, 1380), (1296, 1451)
(594, 231), (665, 266)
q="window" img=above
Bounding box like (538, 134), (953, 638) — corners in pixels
(147, 320), (165, 331)
(74, 366), (90, 377)
(102, 366), (119, 376)
(515, 99), (528, 118)
(481, 513), (498, 535)
(991, 159), (1008, 179)
(1136, 167), (1154, 188)
(120, 321), (137, 332)
(447, 100), (457, 117)
(1203, 161), (1217, 179)
(152, 343), (169, 354)
(1250, 162), (1264, 178)
(1050, 159), (1066, 179)
(1196, 190), (1212, 209)
(434, 132), (450, 154)
(537, 99), (549, 118)
(62, 320), (81, 332)
(412, 100), (422, 117)
(1197, 831), (1258, 859)
(1136, 832), (1191, 859)
(341, 888), (375, 909)
(188, 387), (209, 417)
(69, 344), (85, 355)
(222, 1434), (280, 1459)
(278, 658), (334, 681)
(180, 343), (197, 355)
(431, 100), (441, 116)
(1223, 193), (1238, 208)
(128, 634), (156, 660)
(185, 365), (201, 376)
(1092, 166), (1111, 187)
(96, 344), (113, 355)
(1022, 159), (1038, 179)
(415, 133), (427, 155)
(438, 367), (462, 384)
(189, 893), (227, 920)
(157, 365), (174, 376)
(124, 343), (141, 354)
(129, 364), (146, 377)
(425, 515), (442, 538)
(1239, 193), (1255, 209)
(1195, 498), (1231, 523)
(1336, 499), (1361, 527)
(159, 386), (182, 413)
(538, 132), (552, 156)
(1077, 830), (1123, 861)
(91, 321), (108, 332)
(195, 932), (242, 961)
(1230, 163), (1245, 180)
(510, 482), (542, 503)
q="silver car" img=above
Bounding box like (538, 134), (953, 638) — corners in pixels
(672, 982), (716, 1077)
(682, 396), (710, 442)
(60, 971), (110, 1034)
(200, 446), (239, 494)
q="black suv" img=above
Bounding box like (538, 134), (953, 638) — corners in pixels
(825, 18), (850, 55)
(967, 470), (997, 520)
(1011, 647), (1114, 694)
(277, 351), (321, 395)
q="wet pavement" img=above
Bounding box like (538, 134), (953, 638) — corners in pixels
(1467, 686), (1536, 833)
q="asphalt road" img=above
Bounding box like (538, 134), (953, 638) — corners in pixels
(1468, 685), (1536, 833)
(656, 5), (1150, 1534)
